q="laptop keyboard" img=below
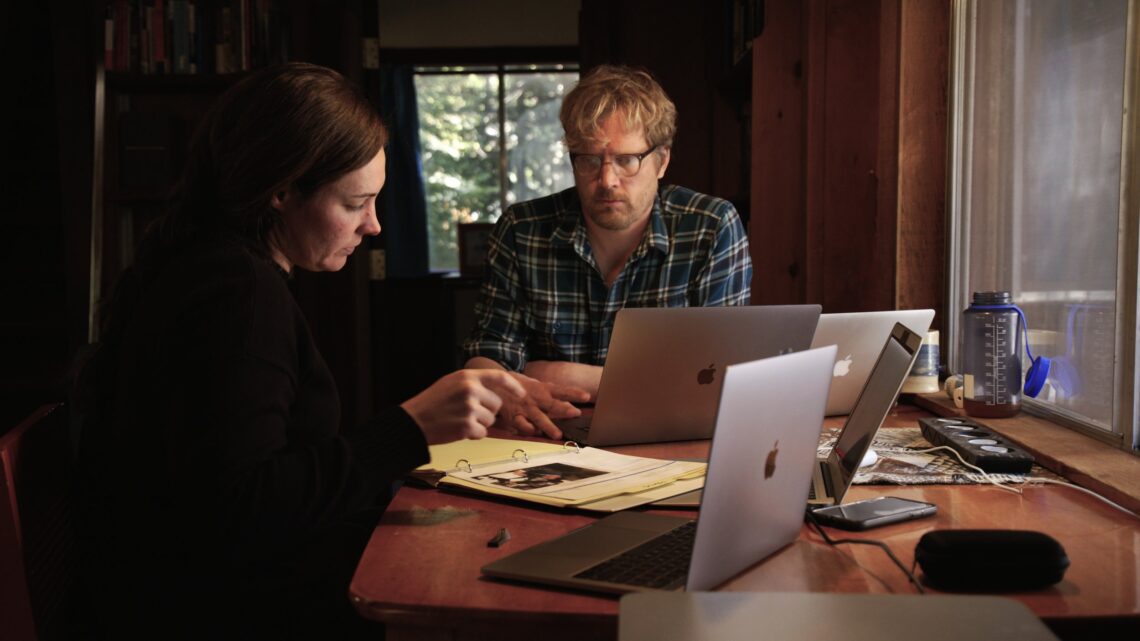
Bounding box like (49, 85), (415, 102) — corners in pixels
(573, 520), (696, 590)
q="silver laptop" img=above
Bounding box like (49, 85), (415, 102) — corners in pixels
(808, 322), (923, 506)
(654, 321), (923, 509)
(811, 309), (934, 415)
(481, 345), (837, 594)
(558, 305), (821, 446)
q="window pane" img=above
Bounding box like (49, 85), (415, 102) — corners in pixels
(504, 72), (577, 207)
(416, 68), (577, 271)
(956, 0), (1128, 430)
(415, 73), (501, 271)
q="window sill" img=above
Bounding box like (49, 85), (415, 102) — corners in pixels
(911, 393), (1140, 515)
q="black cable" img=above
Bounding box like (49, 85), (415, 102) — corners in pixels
(805, 511), (926, 594)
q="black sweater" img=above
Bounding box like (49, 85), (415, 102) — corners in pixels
(78, 238), (428, 636)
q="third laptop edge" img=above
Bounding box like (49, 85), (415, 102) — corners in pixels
(808, 322), (924, 506)
(811, 309), (934, 416)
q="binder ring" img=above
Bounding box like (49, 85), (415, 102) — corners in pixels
(564, 441), (581, 454)
(455, 458), (472, 473)
(512, 449), (529, 463)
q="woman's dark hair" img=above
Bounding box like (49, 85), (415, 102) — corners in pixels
(159, 61), (388, 260)
(119, 61), (386, 312)
(76, 63), (387, 410)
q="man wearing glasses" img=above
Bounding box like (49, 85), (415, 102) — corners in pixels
(464, 64), (753, 437)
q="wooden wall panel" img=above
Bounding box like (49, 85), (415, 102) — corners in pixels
(876, 0), (901, 311)
(896, 0), (950, 331)
(751, 0), (947, 315)
(817, 0), (893, 312)
(804, 0), (827, 304)
(751, 0), (808, 305)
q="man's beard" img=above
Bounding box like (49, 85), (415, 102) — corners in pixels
(586, 190), (637, 231)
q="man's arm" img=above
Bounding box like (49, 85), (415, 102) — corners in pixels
(462, 213), (530, 372)
(523, 360), (602, 400)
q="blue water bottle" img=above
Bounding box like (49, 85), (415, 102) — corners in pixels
(961, 292), (1022, 417)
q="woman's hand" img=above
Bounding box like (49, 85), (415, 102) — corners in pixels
(495, 373), (591, 440)
(400, 369), (527, 444)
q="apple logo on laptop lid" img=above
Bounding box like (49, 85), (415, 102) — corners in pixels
(697, 363), (717, 385)
(764, 441), (779, 479)
(833, 354), (853, 377)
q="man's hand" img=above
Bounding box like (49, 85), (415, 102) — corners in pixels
(400, 369), (526, 445)
(523, 361), (603, 400)
(495, 372), (591, 439)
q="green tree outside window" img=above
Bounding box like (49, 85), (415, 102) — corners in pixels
(416, 67), (577, 271)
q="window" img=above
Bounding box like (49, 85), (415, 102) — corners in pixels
(948, 0), (1139, 449)
(414, 64), (579, 271)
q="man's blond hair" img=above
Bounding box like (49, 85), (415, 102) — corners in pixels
(560, 64), (677, 151)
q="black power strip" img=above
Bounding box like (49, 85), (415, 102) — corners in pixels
(918, 417), (1035, 474)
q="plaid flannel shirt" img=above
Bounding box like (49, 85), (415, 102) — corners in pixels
(462, 184), (752, 371)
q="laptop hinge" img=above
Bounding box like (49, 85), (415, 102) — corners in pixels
(820, 462), (836, 499)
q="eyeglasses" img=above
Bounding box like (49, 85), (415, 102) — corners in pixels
(569, 146), (659, 178)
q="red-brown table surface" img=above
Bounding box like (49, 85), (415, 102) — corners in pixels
(349, 405), (1140, 640)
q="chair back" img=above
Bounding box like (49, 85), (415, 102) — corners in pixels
(0, 403), (80, 641)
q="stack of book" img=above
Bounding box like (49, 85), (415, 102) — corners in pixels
(103, 0), (289, 75)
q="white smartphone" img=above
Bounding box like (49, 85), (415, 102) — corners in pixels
(811, 496), (937, 531)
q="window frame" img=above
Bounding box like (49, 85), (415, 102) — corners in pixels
(946, 0), (1140, 452)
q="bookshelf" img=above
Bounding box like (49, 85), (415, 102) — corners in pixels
(101, 0), (291, 76)
(91, 0), (301, 338)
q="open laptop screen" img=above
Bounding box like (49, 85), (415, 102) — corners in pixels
(826, 324), (923, 499)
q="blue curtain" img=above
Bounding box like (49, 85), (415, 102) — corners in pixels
(378, 65), (429, 278)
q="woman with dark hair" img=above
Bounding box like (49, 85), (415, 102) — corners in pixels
(76, 62), (583, 638)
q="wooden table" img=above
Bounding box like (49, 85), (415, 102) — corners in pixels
(349, 406), (1140, 640)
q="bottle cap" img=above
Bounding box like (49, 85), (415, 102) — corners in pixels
(1023, 355), (1050, 397)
